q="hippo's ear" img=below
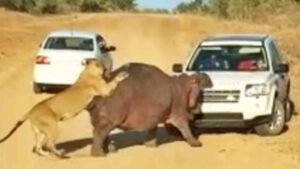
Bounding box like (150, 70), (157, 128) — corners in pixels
(195, 73), (213, 89)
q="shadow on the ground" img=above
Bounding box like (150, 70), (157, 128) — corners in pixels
(56, 125), (269, 154)
(55, 99), (296, 154)
(56, 127), (182, 154)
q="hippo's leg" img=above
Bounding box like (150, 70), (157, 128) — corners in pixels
(105, 137), (118, 153)
(168, 117), (202, 147)
(165, 124), (181, 137)
(91, 118), (114, 157)
(144, 127), (158, 148)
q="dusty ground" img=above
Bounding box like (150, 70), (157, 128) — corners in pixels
(0, 8), (300, 169)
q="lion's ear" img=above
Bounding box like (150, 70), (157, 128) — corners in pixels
(81, 59), (87, 66)
(82, 58), (99, 66)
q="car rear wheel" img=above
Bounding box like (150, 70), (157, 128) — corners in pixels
(254, 98), (286, 136)
(33, 83), (42, 94)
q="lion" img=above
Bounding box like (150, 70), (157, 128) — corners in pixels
(0, 58), (128, 158)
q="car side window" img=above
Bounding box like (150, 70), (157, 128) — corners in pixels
(269, 40), (283, 70)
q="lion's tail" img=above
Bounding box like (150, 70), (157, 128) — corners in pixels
(0, 113), (30, 143)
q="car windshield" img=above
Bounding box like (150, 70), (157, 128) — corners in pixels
(44, 37), (94, 51)
(187, 46), (269, 71)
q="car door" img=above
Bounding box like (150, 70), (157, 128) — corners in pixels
(268, 39), (289, 101)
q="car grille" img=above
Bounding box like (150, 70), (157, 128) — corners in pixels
(201, 90), (240, 103)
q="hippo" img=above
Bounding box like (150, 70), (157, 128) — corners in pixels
(87, 63), (212, 156)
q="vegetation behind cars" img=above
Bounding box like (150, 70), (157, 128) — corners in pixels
(0, 0), (136, 14)
(174, 0), (300, 22)
(1, 0), (300, 21)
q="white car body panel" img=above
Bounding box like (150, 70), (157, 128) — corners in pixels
(185, 72), (275, 120)
(33, 30), (103, 86)
(181, 34), (290, 122)
(34, 50), (95, 84)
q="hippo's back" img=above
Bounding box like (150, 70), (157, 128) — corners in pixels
(89, 63), (175, 129)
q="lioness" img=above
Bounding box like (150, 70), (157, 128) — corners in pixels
(0, 59), (128, 158)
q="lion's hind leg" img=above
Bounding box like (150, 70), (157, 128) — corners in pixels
(31, 109), (68, 159)
(43, 121), (69, 159)
(32, 125), (49, 156)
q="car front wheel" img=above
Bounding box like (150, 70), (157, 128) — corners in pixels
(285, 98), (294, 122)
(254, 98), (286, 136)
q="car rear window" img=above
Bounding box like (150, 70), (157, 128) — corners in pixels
(44, 37), (94, 51)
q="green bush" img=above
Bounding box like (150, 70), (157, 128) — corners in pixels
(140, 8), (170, 14)
(174, 0), (202, 13)
(0, 0), (59, 13)
(209, 0), (229, 18)
(0, 0), (136, 14)
(80, 0), (106, 12)
(226, 0), (260, 19)
(5, 0), (35, 12)
(175, 0), (300, 19)
(108, 0), (136, 11)
(39, 0), (59, 14)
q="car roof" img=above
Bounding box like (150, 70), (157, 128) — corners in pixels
(201, 34), (269, 46)
(47, 30), (98, 38)
(206, 34), (269, 41)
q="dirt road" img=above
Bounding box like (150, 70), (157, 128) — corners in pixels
(0, 9), (300, 169)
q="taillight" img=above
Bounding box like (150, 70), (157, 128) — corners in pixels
(36, 56), (50, 64)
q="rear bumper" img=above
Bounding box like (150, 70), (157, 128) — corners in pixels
(33, 65), (83, 85)
(192, 113), (272, 128)
(35, 83), (70, 93)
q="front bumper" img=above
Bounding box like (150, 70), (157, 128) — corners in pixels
(192, 113), (272, 128)
(191, 93), (275, 128)
(199, 93), (274, 120)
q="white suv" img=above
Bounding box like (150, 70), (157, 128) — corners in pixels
(33, 30), (115, 93)
(173, 34), (293, 136)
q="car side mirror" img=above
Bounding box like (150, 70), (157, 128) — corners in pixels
(172, 63), (183, 73)
(107, 45), (116, 52)
(274, 63), (289, 73)
(102, 45), (117, 53)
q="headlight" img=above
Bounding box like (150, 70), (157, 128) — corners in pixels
(245, 84), (270, 96)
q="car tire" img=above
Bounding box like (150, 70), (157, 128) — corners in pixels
(33, 83), (42, 94)
(285, 99), (294, 122)
(254, 98), (286, 136)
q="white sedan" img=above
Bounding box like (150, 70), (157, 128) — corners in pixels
(33, 30), (115, 93)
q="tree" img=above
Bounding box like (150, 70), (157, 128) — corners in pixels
(174, 0), (202, 13)
(0, 0), (137, 13)
(209, 0), (229, 17)
(226, 0), (260, 19)
(108, 0), (136, 11)
(81, 0), (136, 12)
